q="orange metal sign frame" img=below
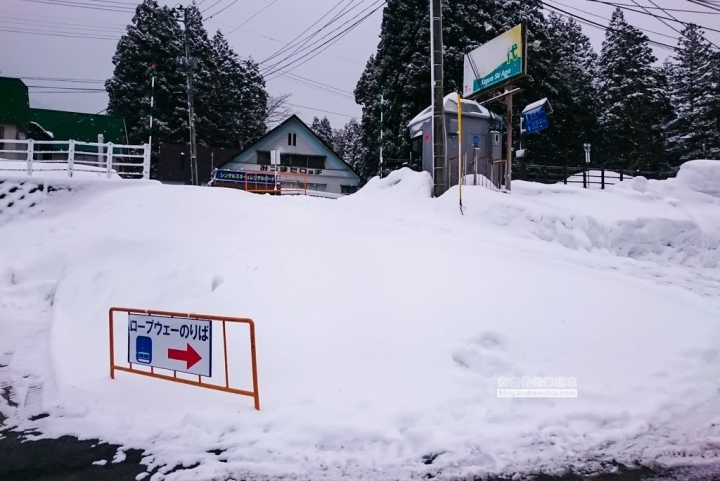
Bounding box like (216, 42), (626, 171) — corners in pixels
(109, 307), (260, 410)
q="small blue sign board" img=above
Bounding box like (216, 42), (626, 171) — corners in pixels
(472, 135), (480, 145)
(214, 169), (276, 185)
(522, 106), (550, 135)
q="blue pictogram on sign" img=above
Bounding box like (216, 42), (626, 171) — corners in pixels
(136, 336), (152, 364)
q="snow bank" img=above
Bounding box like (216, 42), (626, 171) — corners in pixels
(674, 159), (720, 198)
(1, 162), (719, 480)
(348, 167), (433, 201)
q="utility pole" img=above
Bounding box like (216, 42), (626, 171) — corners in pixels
(505, 84), (513, 191)
(430, 0), (446, 197)
(148, 63), (156, 160)
(379, 88), (384, 178)
(178, 6), (199, 186)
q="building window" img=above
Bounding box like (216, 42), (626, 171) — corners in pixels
(341, 185), (358, 194)
(308, 183), (327, 192)
(287, 132), (297, 146)
(257, 150), (271, 165)
(280, 153), (325, 170)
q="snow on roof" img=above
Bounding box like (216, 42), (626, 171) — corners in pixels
(522, 98), (551, 114)
(29, 121), (54, 139)
(407, 93), (498, 126)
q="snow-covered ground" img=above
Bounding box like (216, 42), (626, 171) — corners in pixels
(1, 160), (720, 480)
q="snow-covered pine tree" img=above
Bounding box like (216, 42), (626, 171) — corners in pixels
(310, 116), (334, 147)
(354, 0), (497, 181)
(530, 13), (599, 169)
(106, 0), (185, 171)
(598, 8), (672, 172)
(236, 57), (268, 148)
(701, 50), (720, 159)
(665, 24), (717, 164)
(333, 126), (347, 161)
(354, 54), (381, 180)
(340, 118), (367, 175)
(210, 31), (241, 148)
(210, 32), (268, 149)
(332, 118), (366, 175)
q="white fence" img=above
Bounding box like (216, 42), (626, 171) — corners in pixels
(0, 139), (150, 179)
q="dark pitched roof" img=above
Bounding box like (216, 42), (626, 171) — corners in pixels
(232, 115), (360, 178)
(0, 77), (30, 125)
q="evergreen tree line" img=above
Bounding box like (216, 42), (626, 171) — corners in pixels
(346, 0), (720, 181)
(105, 0), (268, 170)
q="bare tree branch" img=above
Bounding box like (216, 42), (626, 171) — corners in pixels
(264, 93), (293, 127)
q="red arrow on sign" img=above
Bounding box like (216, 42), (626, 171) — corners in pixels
(168, 343), (202, 369)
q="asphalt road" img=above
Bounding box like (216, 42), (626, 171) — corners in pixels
(2, 424), (720, 481)
(0, 426), (148, 481)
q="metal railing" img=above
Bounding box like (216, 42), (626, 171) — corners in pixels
(514, 162), (676, 189)
(0, 138), (150, 179)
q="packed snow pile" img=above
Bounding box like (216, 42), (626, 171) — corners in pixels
(1, 162), (719, 480)
(348, 167), (433, 200)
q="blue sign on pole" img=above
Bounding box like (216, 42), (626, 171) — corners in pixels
(522, 106), (549, 135)
(472, 135), (480, 147)
(214, 169), (276, 185)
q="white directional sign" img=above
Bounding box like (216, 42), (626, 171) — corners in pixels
(128, 313), (212, 377)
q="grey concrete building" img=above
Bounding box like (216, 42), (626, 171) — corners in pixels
(408, 94), (505, 189)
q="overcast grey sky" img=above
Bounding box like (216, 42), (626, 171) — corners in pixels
(1, 0), (719, 129)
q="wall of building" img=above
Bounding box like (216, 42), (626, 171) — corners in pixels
(416, 113), (503, 188)
(0, 124), (26, 161)
(223, 120), (360, 195)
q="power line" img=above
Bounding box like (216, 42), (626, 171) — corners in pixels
(647, 0), (720, 49)
(260, 0), (355, 65)
(27, 85), (106, 90)
(263, 0), (385, 77)
(630, 0), (684, 36)
(205, 0), (242, 20)
(18, 76), (106, 83)
(0, 26), (119, 40)
(607, 1), (720, 13)
(221, 0), (280, 30)
(29, 90), (107, 94)
(0, 8), (128, 26)
(686, 0), (720, 12)
(543, 2), (679, 51)
(262, 0), (368, 72)
(200, 0), (224, 15)
(287, 102), (356, 118)
(545, 0), (678, 39)
(0, 16), (126, 33)
(582, 0), (720, 33)
(19, 0), (136, 13)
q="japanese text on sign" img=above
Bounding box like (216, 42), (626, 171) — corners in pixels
(127, 313), (212, 377)
(214, 169), (276, 185)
